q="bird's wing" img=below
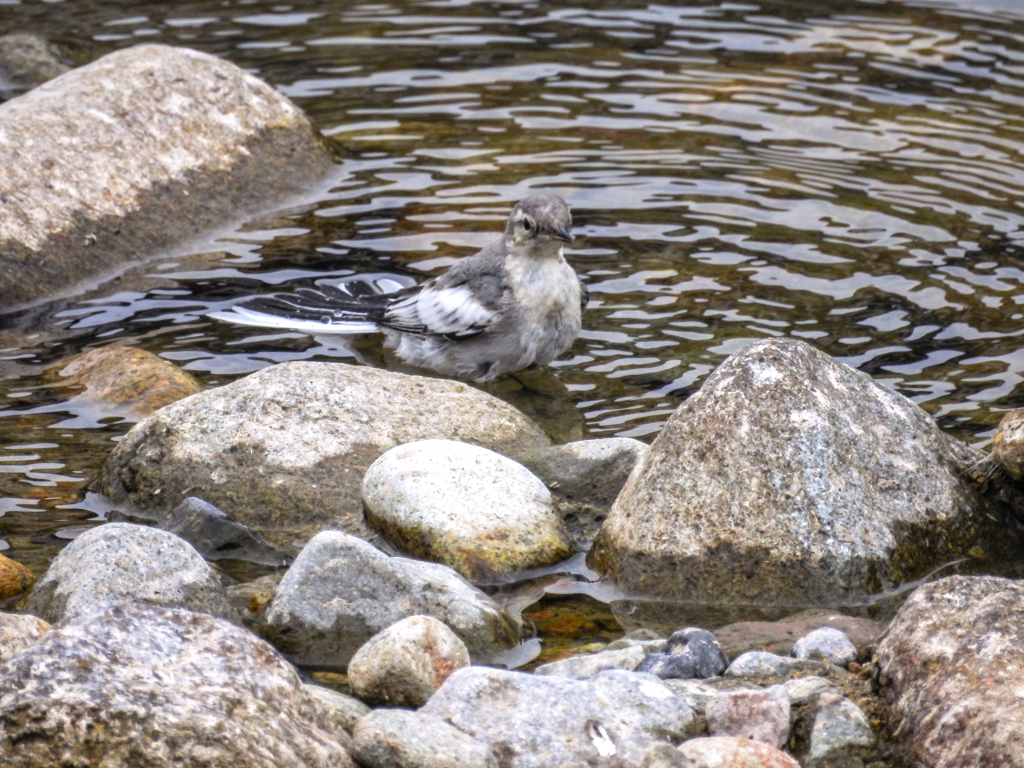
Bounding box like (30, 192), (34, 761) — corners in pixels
(209, 285), (388, 335)
(383, 277), (501, 339)
(579, 276), (590, 312)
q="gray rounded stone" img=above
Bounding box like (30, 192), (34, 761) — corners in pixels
(0, 44), (331, 309)
(0, 613), (48, 665)
(261, 531), (519, 668)
(0, 34), (69, 93)
(102, 362), (551, 551)
(725, 651), (841, 679)
(302, 685), (370, 735)
(353, 709), (496, 768)
(792, 627), (858, 667)
(363, 439), (575, 582)
(348, 615), (469, 707)
(0, 602), (355, 767)
(705, 685), (790, 748)
(23, 522), (236, 624)
(534, 644), (646, 680)
(806, 696), (875, 765)
(421, 667), (694, 768)
(589, 338), (1012, 613)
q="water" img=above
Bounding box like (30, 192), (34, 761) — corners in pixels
(2, 0), (1024, 583)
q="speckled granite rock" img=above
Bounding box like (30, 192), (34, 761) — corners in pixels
(675, 737), (800, 768)
(0, 43), (331, 308)
(714, 610), (885, 660)
(0, 613), (48, 664)
(793, 627), (858, 666)
(23, 522), (236, 624)
(102, 362), (551, 549)
(420, 667), (694, 768)
(363, 439), (574, 582)
(302, 685), (369, 735)
(353, 709), (496, 768)
(705, 686), (790, 748)
(590, 338), (1011, 617)
(261, 531), (519, 668)
(877, 575), (1024, 767)
(0, 34), (69, 95)
(348, 615), (469, 707)
(0, 602), (355, 767)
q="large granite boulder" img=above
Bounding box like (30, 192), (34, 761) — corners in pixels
(101, 361), (551, 548)
(589, 338), (1016, 623)
(0, 602), (355, 767)
(876, 575), (1024, 767)
(0, 43), (331, 309)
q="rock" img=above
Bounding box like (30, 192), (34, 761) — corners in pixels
(50, 346), (203, 420)
(725, 651), (841, 679)
(0, 34), (69, 95)
(676, 736), (801, 768)
(639, 627), (728, 680)
(604, 629), (666, 652)
(0, 613), (48, 664)
(101, 361), (551, 549)
(303, 685), (370, 735)
(0, 602), (355, 767)
(348, 615), (469, 707)
(161, 497), (292, 566)
(661, 678), (762, 716)
(992, 408), (1024, 480)
(0, 44), (331, 309)
(714, 610), (885, 660)
(705, 686), (790, 748)
(352, 709), (496, 768)
(0, 554), (33, 599)
(805, 696), (875, 766)
(23, 522), (236, 624)
(589, 338), (1015, 618)
(261, 531), (519, 668)
(876, 575), (1024, 767)
(640, 742), (690, 768)
(534, 644), (646, 679)
(226, 571), (283, 623)
(520, 437), (648, 546)
(792, 627), (858, 666)
(781, 676), (841, 707)
(421, 667), (694, 768)
(363, 440), (575, 582)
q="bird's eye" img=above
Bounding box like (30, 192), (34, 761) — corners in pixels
(521, 217), (534, 233)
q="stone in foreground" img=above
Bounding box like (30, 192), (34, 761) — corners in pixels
(353, 709), (496, 768)
(347, 615), (469, 707)
(877, 575), (1024, 767)
(792, 626), (858, 666)
(705, 686), (790, 748)
(0, 602), (355, 767)
(363, 439), (575, 582)
(261, 531), (519, 667)
(102, 362), (551, 549)
(675, 736), (800, 768)
(0, 43), (332, 308)
(420, 667), (694, 768)
(23, 522), (236, 624)
(590, 338), (1011, 616)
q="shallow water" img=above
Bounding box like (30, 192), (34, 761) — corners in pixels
(2, 0), (1024, 594)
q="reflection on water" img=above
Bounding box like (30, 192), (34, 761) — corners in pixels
(3, 0), (1024, 580)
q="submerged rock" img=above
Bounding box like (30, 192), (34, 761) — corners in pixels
(260, 531), (519, 668)
(23, 522), (236, 624)
(421, 667), (694, 768)
(102, 362), (551, 549)
(0, 602), (355, 767)
(589, 338), (1012, 619)
(51, 346), (202, 420)
(363, 439), (575, 582)
(0, 34), (69, 95)
(0, 43), (332, 309)
(877, 575), (1024, 767)
(713, 610), (885, 660)
(161, 497), (291, 566)
(347, 615), (469, 707)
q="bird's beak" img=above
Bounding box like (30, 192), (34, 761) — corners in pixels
(547, 227), (574, 244)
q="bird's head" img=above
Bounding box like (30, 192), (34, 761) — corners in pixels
(506, 193), (574, 258)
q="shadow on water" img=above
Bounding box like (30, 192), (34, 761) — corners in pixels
(3, 0), (1024, 641)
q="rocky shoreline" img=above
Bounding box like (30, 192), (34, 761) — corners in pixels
(1, 38), (1023, 768)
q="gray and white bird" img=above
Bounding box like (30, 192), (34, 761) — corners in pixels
(210, 193), (588, 382)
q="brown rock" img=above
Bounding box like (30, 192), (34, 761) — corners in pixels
(0, 554), (33, 599)
(992, 408), (1024, 481)
(714, 610), (886, 660)
(52, 346), (202, 418)
(0, 43), (332, 309)
(877, 575), (1024, 767)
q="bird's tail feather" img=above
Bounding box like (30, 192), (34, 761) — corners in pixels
(210, 284), (391, 335)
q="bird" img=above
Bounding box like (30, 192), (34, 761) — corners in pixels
(210, 193), (588, 382)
